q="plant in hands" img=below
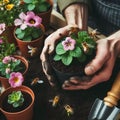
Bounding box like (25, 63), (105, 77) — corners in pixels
(54, 31), (96, 66)
(14, 11), (43, 41)
(23, 0), (51, 13)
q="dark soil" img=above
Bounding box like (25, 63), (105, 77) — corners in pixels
(49, 53), (96, 84)
(1, 92), (32, 112)
(49, 54), (95, 75)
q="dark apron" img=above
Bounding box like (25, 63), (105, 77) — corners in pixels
(90, 0), (120, 36)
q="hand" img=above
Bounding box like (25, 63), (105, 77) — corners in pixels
(62, 31), (120, 90)
(40, 25), (79, 86)
(64, 3), (88, 30)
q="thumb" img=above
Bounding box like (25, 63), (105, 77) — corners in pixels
(85, 40), (110, 75)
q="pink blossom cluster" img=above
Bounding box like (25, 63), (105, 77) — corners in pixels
(2, 56), (17, 64)
(14, 11), (42, 30)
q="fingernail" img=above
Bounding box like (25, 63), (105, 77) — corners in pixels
(85, 65), (95, 75)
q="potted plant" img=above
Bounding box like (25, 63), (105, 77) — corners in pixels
(0, 0), (24, 45)
(23, 0), (53, 30)
(14, 11), (45, 58)
(0, 74), (35, 120)
(49, 29), (97, 85)
(0, 55), (29, 90)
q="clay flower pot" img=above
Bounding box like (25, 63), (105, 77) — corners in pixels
(0, 85), (35, 120)
(0, 55), (29, 90)
(0, 25), (17, 46)
(37, 0), (53, 30)
(14, 24), (45, 58)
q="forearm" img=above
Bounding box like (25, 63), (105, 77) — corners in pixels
(64, 3), (88, 30)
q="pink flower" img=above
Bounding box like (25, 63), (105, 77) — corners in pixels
(0, 23), (6, 34)
(9, 72), (24, 88)
(5, 68), (11, 74)
(14, 12), (27, 30)
(11, 57), (17, 62)
(0, 38), (3, 44)
(62, 37), (76, 51)
(25, 11), (42, 27)
(2, 56), (12, 64)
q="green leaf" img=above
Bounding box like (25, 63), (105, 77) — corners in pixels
(38, 4), (47, 12)
(54, 54), (62, 61)
(17, 32), (25, 39)
(23, 0), (33, 3)
(56, 42), (66, 55)
(15, 28), (22, 35)
(70, 46), (82, 57)
(62, 54), (72, 66)
(28, 4), (35, 11)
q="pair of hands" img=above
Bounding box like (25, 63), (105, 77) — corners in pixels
(40, 24), (120, 90)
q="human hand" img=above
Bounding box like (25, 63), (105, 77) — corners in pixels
(64, 3), (88, 30)
(40, 25), (79, 86)
(62, 30), (120, 90)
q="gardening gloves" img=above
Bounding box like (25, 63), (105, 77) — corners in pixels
(40, 25), (79, 87)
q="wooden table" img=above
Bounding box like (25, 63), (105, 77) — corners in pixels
(0, 10), (120, 120)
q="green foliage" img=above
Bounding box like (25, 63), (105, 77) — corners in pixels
(54, 31), (96, 66)
(8, 91), (24, 108)
(23, 0), (51, 13)
(0, 0), (24, 26)
(0, 56), (22, 78)
(0, 37), (16, 61)
(15, 27), (43, 41)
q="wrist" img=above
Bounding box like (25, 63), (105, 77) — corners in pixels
(64, 3), (88, 30)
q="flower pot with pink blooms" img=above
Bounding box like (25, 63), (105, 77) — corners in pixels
(14, 11), (45, 58)
(0, 55), (29, 91)
(0, 85), (35, 120)
(49, 29), (97, 86)
(23, 0), (53, 30)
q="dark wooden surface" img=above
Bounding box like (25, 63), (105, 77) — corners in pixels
(0, 54), (120, 120)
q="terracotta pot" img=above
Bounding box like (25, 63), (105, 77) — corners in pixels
(0, 85), (35, 120)
(37, 0), (53, 30)
(0, 26), (17, 46)
(15, 24), (45, 58)
(0, 55), (29, 90)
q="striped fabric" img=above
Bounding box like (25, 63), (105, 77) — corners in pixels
(91, 0), (120, 35)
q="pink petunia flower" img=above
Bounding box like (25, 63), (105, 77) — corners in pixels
(9, 72), (24, 88)
(0, 23), (6, 34)
(14, 12), (27, 30)
(25, 11), (42, 27)
(62, 37), (76, 51)
(2, 56), (12, 64)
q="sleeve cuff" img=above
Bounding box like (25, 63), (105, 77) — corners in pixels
(57, 0), (88, 14)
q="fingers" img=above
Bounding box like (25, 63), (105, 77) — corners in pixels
(85, 40), (111, 75)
